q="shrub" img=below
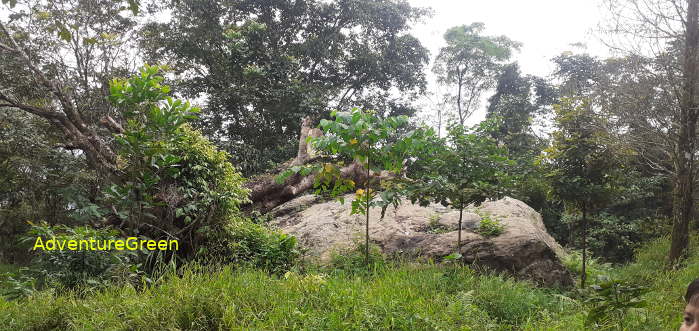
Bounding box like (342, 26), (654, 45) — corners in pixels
(562, 213), (669, 263)
(476, 215), (505, 237)
(425, 214), (451, 234)
(106, 66), (251, 259)
(106, 64), (301, 271)
(223, 221), (299, 274)
(18, 222), (140, 290)
(583, 278), (648, 328)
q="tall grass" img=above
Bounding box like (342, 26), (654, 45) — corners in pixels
(1, 263), (578, 330)
(1, 236), (697, 330)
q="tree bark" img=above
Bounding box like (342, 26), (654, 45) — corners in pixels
(0, 21), (121, 175)
(669, 0), (699, 265)
(245, 118), (395, 212)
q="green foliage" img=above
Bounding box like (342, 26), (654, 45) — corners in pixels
(443, 252), (463, 263)
(279, 107), (427, 265)
(584, 278), (648, 328)
(140, 0), (430, 175)
(425, 215), (451, 234)
(0, 264), (574, 330)
(476, 216), (505, 238)
(107, 65), (250, 258)
(543, 97), (620, 211)
(486, 63), (547, 155)
(328, 243), (386, 274)
(4, 236), (699, 330)
(0, 108), (97, 264)
(543, 96), (621, 287)
(491, 90), (563, 244)
(0, 264), (37, 301)
(563, 213), (669, 263)
(224, 221), (299, 274)
(406, 120), (512, 249)
(562, 250), (612, 283)
(433, 23), (521, 124)
(1, 270), (37, 301)
(17, 222), (140, 290)
(408, 121), (512, 210)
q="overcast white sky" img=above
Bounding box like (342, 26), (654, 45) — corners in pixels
(409, 0), (610, 76)
(408, 0), (612, 124)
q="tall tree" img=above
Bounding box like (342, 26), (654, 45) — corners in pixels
(486, 62), (554, 157)
(432, 23), (520, 125)
(601, 0), (699, 264)
(543, 97), (620, 287)
(671, 0), (699, 264)
(486, 63), (558, 236)
(0, 0), (140, 174)
(406, 120), (512, 251)
(140, 0), (430, 175)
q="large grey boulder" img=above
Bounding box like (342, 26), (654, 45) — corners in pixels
(270, 194), (573, 287)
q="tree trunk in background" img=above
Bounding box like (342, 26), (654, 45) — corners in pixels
(457, 73), (464, 125)
(365, 157), (370, 266)
(669, 0), (699, 265)
(246, 118), (395, 212)
(581, 206), (587, 288)
(458, 207), (463, 249)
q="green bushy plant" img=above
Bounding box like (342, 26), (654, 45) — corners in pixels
(277, 108), (429, 266)
(406, 121), (513, 251)
(563, 212), (669, 263)
(476, 215), (505, 238)
(18, 222), (140, 290)
(107, 65), (300, 272)
(425, 215), (451, 234)
(584, 278), (648, 329)
(224, 221), (299, 274)
(106, 65), (251, 259)
(0, 266), (37, 301)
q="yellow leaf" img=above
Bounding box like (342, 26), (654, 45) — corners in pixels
(350, 138), (358, 145)
(356, 189), (365, 196)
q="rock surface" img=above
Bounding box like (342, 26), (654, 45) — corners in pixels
(270, 194), (573, 287)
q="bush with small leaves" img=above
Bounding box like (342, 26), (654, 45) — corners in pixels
(476, 216), (505, 238)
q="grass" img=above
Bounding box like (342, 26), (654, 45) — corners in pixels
(0, 263), (575, 330)
(1, 236), (697, 330)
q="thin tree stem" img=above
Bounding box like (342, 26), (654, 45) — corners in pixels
(365, 155), (370, 267)
(458, 207), (463, 249)
(581, 205), (588, 288)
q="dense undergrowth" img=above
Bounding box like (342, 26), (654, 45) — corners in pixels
(0, 235), (694, 330)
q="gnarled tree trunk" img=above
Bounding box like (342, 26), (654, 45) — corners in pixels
(0, 21), (122, 175)
(246, 117), (389, 212)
